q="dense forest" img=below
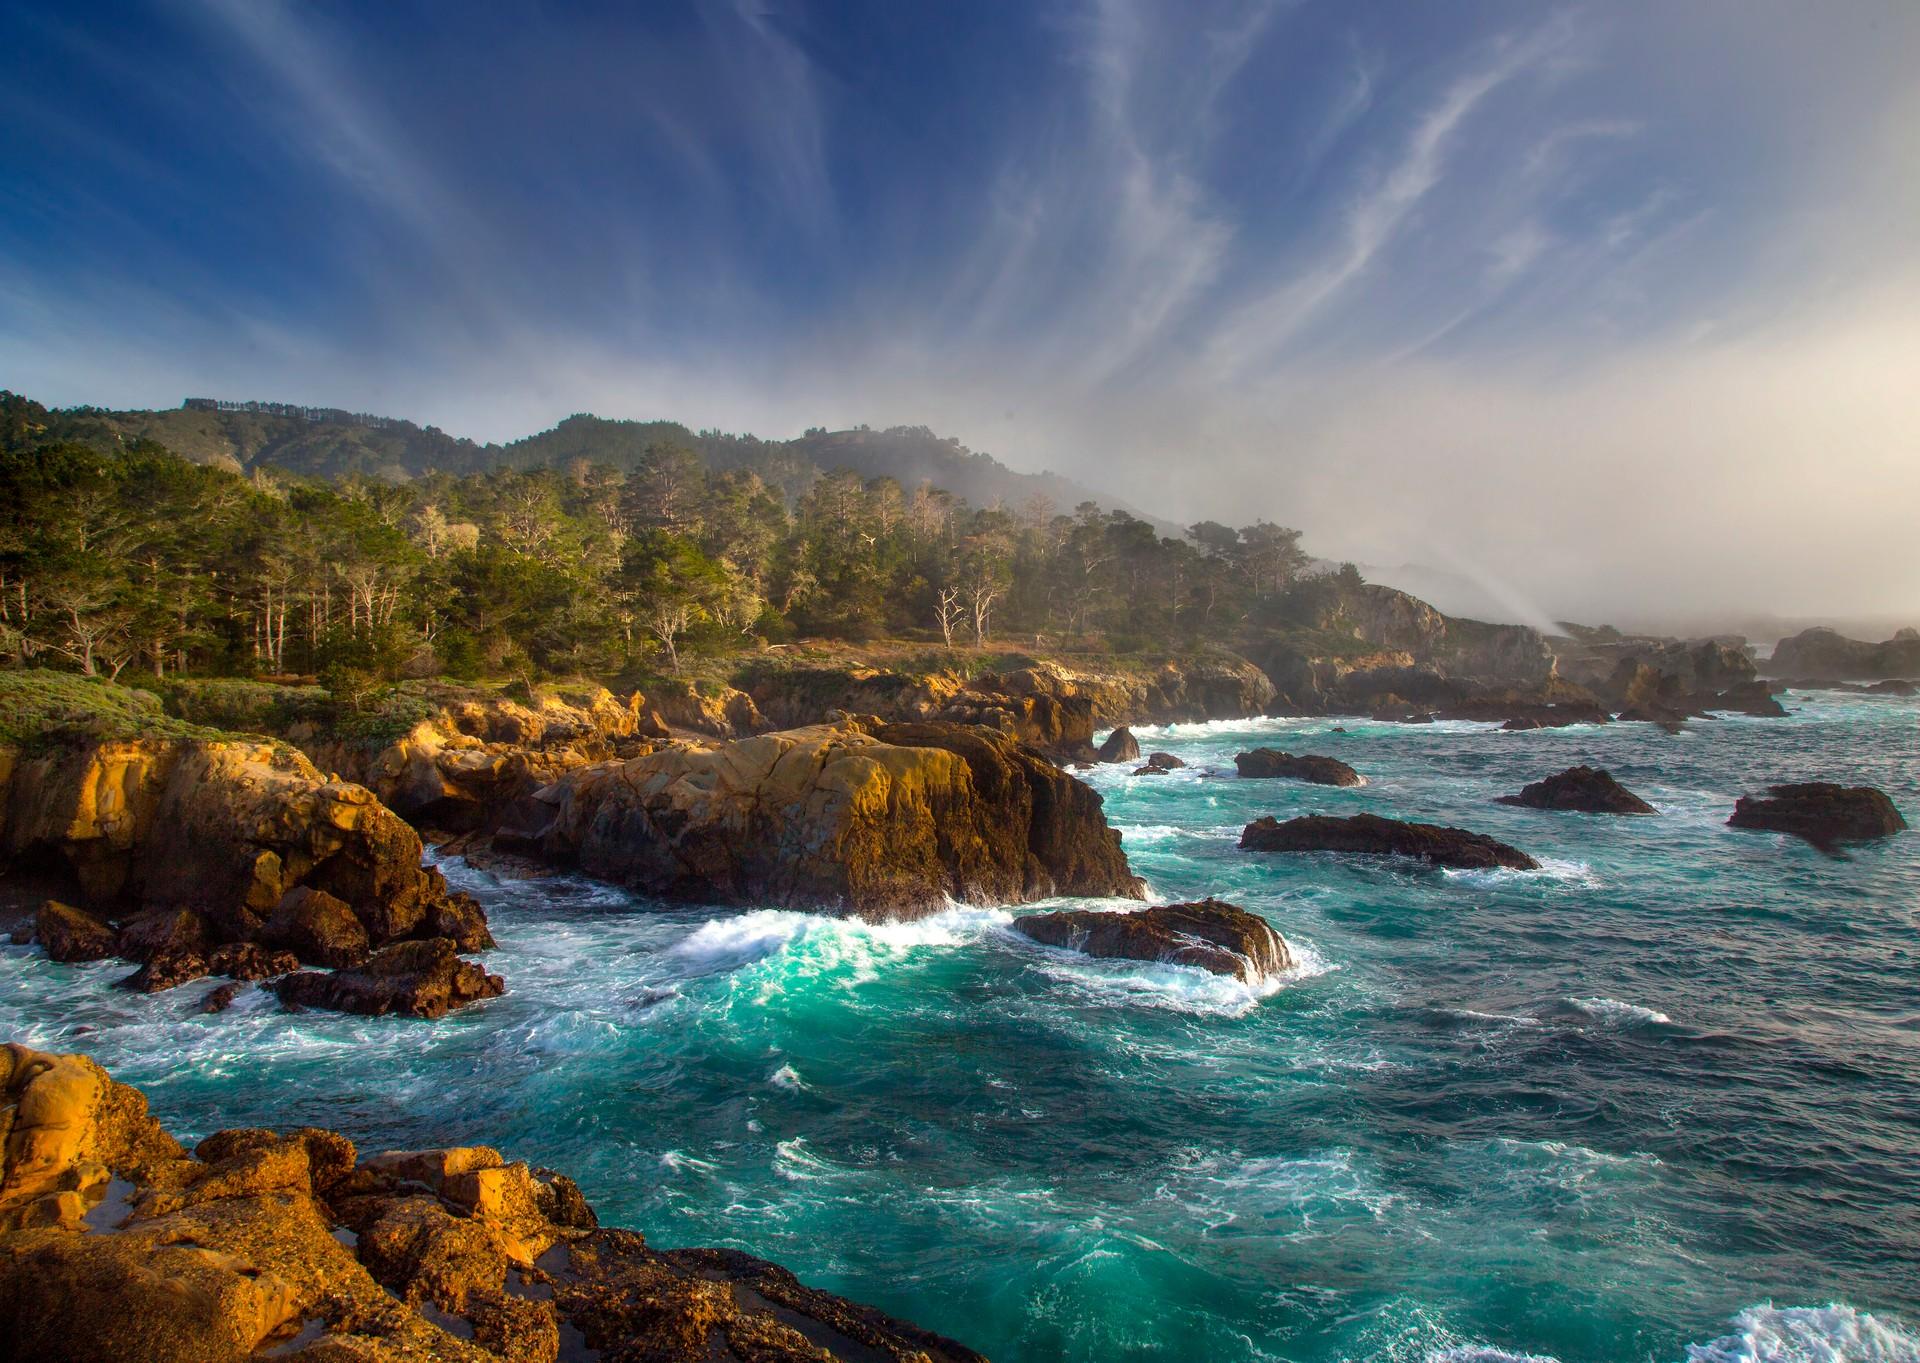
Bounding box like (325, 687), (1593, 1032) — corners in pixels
(1, 390), (1345, 690)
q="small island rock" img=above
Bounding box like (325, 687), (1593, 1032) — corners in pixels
(1497, 766), (1655, 815)
(1240, 813), (1538, 870)
(1727, 782), (1907, 852)
(1013, 899), (1293, 985)
(1234, 749), (1363, 786)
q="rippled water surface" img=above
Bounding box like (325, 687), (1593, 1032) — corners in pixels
(5, 691), (1920, 1362)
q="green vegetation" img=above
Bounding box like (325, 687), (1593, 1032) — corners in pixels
(0, 671), (231, 748)
(2, 389), (1358, 693)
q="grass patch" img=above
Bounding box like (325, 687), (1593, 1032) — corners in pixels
(0, 670), (236, 749)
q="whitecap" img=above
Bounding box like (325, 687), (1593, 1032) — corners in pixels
(769, 1062), (805, 1091)
(1558, 996), (1673, 1027)
(1429, 1349), (1562, 1363)
(1442, 857), (1600, 888)
(1025, 940), (1333, 1018)
(1683, 1304), (1920, 1363)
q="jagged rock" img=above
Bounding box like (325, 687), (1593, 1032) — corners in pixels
(1240, 812), (1538, 870)
(1095, 726), (1141, 763)
(1497, 766), (1655, 815)
(496, 719), (1142, 918)
(0, 1045), (984, 1363)
(0, 738), (497, 1014)
(276, 939), (505, 1019)
(206, 942), (301, 981)
(119, 953), (213, 994)
(1727, 782), (1907, 853)
(1144, 752), (1185, 769)
(198, 981), (242, 1014)
(32, 901), (115, 963)
(1706, 680), (1788, 717)
(1013, 899), (1293, 984)
(1233, 749), (1362, 786)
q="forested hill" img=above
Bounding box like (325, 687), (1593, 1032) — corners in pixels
(40, 400), (1125, 518)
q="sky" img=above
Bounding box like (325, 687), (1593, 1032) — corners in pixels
(3, 0), (1917, 632)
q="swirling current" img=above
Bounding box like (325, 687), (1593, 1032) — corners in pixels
(4, 690), (1918, 1362)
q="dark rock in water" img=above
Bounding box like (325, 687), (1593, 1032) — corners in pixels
(276, 938), (505, 1019)
(1013, 898), (1293, 985)
(1617, 704), (1691, 733)
(1770, 625), (1920, 681)
(1727, 782), (1907, 853)
(1234, 749), (1363, 786)
(33, 900), (116, 962)
(119, 952), (212, 993)
(198, 981), (242, 1014)
(1705, 680), (1788, 717)
(1145, 752), (1185, 769)
(1130, 764), (1168, 776)
(1240, 813), (1539, 871)
(1095, 726), (1141, 763)
(1497, 766), (1655, 815)
(1438, 700), (1611, 730)
(1371, 707), (1435, 724)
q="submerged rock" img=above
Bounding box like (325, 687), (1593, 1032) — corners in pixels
(1727, 782), (1907, 853)
(495, 719), (1142, 918)
(1233, 749), (1363, 786)
(1013, 899), (1293, 985)
(1095, 726), (1141, 763)
(1239, 813), (1538, 871)
(0, 1043), (986, 1363)
(1497, 766), (1655, 815)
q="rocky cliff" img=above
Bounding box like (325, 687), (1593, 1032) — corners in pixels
(0, 738), (496, 1013)
(0, 1043), (984, 1363)
(1769, 626), (1920, 681)
(497, 718), (1143, 917)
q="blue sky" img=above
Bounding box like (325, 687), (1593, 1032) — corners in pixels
(3, 1), (1917, 624)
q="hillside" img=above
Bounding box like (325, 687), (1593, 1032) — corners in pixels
(43, 399), (1123, 514)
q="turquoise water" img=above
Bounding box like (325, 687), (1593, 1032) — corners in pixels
(5, 691), (1920, 1362)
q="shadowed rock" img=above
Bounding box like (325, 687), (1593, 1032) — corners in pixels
(1497, 766), (1655, 815)
(276, 938), (504, 1019)
(1727, 782), (1906, 854)
(1013, 899), (1293, 985)
(1240, 813), (1538, 870)
(1094, 726), (1141, 763)
(32, 901), (115, 963)
(1234, 749), (1362, 786)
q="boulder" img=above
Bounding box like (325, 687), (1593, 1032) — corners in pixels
(1012, 899), (1293, 985)
(1240, 812), (1538, 870)
(496, 719), (1143, 918)
(1497, 766), (1655, 815)
(1705, 680), (1788, 717)
(1094, 727), (1141, 763)
(32, 901), (116, 963)
(113, 907), (210, 963)
(262, 886), (371, 968)
(1727, 783), (1907, 853)
(1233, 749), (1362, 786)
(276, 938), (505, 1020)
(1144, 752), (1185, 770)
(0, 1045), (986, 1363)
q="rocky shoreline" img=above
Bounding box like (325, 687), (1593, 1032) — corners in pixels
(0, 1043), (987, 1363)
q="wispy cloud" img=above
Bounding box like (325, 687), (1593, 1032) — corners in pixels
(1197, 18), (1578, 380)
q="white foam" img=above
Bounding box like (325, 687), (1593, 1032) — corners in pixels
(1684, 1304), (1920, 1363)
(1429, 1349), (1562, 1363)
(1025, 939), (1333, 1018)
(769, 1062), (805, 1091)
(1562, 996), (1673, 1027)
(1442, 857), (1600, 888)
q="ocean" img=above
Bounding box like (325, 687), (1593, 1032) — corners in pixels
(5, 690), (1918, 1362)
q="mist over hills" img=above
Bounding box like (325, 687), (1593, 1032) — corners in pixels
(47, 399), (1141, 523)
